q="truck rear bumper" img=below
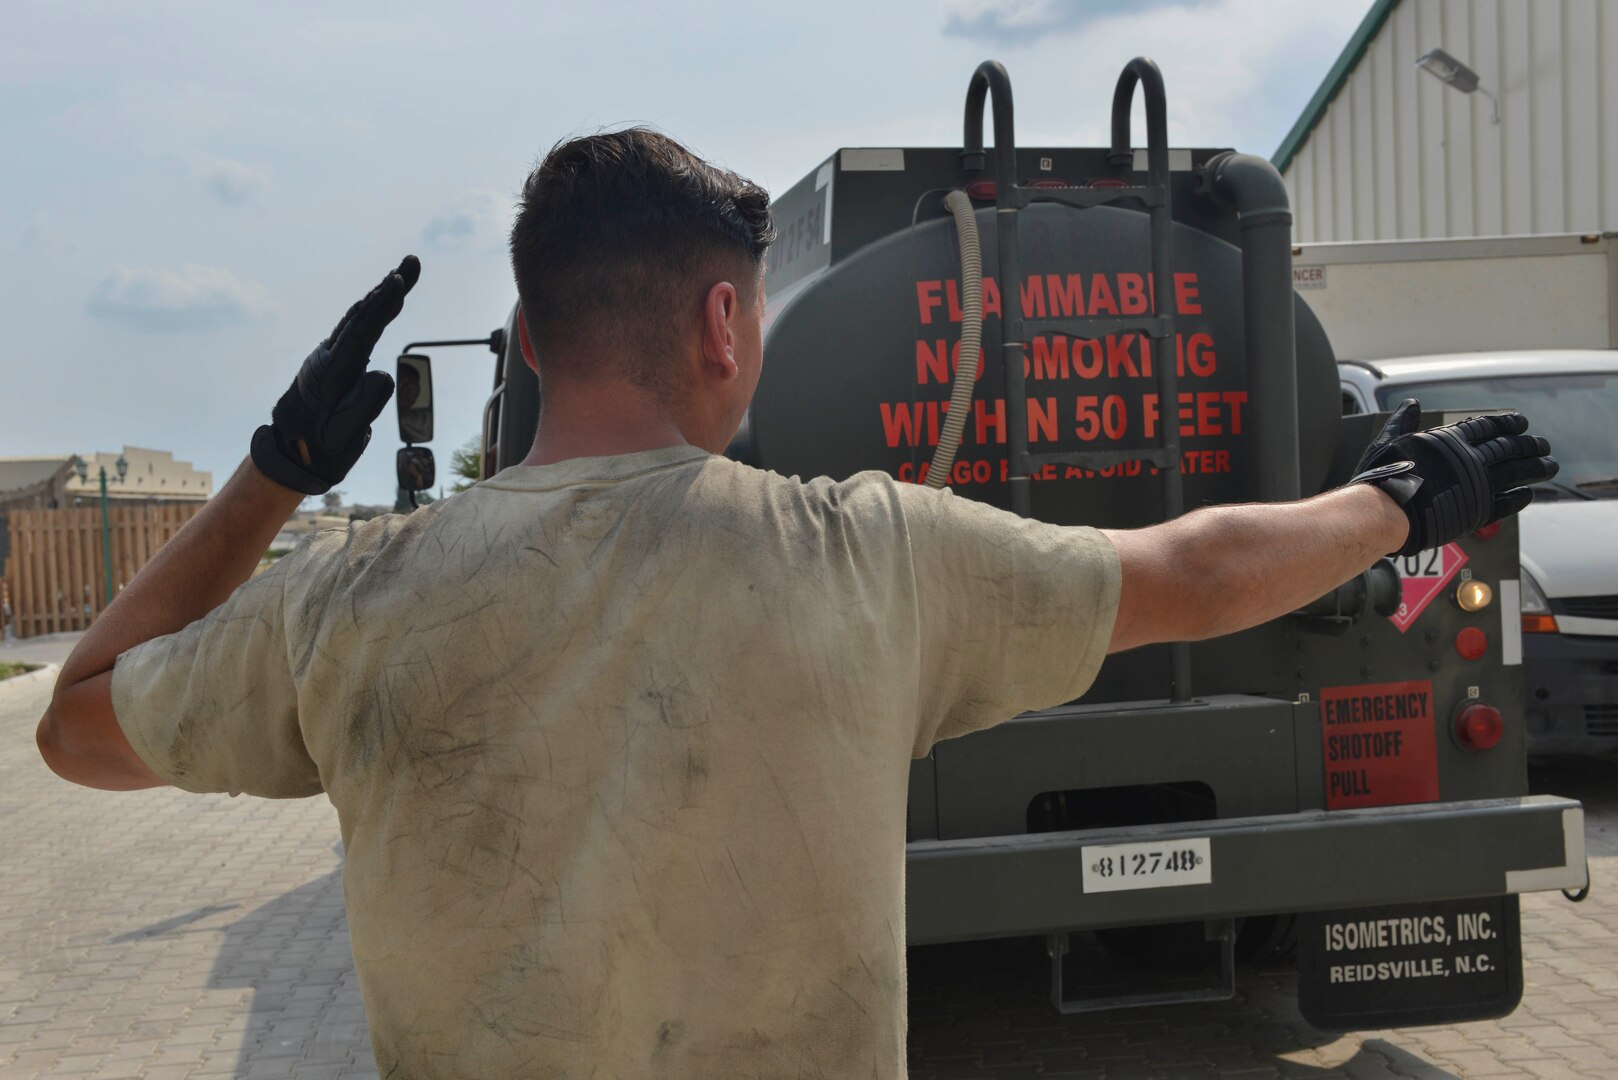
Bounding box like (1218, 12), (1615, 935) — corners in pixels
(906, 795), (1586, 945)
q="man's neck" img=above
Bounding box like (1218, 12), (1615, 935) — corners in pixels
(522, 378), (695, 468)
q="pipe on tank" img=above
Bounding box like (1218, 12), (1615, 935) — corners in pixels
(1202, 151), (1300, 503)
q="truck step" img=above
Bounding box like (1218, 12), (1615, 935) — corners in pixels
(1047, 921), (1235, 1014)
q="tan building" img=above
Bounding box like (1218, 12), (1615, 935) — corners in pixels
(0, 457), (76, 512)
(65, 447), (213, 505)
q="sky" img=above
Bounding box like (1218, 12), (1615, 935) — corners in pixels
(0, 0), (1369, 507)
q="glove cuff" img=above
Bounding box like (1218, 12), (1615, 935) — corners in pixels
(250, 425), (332, 496)
(1349, 461), (1426, 557)
(1349, 460), (1422, 505)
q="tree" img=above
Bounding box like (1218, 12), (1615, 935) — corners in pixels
(450, 435), (483, 492)
(322, 490), (344, 514)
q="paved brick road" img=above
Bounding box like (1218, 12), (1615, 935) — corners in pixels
(2, 669), (372, 1080)
(4, 655), (1616, 1078)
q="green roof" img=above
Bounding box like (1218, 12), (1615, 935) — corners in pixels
(1272, 0), (1402, 174)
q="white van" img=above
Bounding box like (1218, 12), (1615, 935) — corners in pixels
(1338, 351), (1618, 756)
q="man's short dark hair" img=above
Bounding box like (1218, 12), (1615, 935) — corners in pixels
(510, 128), (775, 398)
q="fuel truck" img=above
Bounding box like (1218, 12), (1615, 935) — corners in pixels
(392, 59), (1589, 1029)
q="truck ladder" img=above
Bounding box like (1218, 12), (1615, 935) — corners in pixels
(962, 58), (1193, 703)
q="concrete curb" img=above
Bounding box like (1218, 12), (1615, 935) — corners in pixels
(0, 662), (60, 699)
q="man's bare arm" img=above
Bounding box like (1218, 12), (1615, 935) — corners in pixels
(1100, 401), (1559, 654)
(1101, 484), (1408, 654)
(36, 462), (303, 790)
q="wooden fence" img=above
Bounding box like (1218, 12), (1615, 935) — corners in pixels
(0, 504), (201, 638)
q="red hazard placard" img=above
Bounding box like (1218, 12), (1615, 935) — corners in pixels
(1319, 680), (1439, 810)
(1388, 543), (1468, 632)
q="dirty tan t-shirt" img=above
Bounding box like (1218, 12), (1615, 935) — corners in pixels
(111, 446), (1119, 1079)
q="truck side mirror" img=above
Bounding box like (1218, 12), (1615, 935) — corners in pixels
(397, 446), (435, 492)
(397, 354), (434, 444)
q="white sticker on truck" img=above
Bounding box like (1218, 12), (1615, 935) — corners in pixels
(1081, 837), (1212, 893)
(1504, 806), (1587, 894)
(1130, 148), (1193, 171)
(840, 148), (905, 172)
(1499, 579), (1522, 665)
(814, 160), (834, 245)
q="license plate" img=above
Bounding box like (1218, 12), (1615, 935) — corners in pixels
(1081, 837), (1211, 893)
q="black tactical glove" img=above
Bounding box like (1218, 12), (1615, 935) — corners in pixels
(250, 256), (421, 495)
(1349, 399), (1557, 557)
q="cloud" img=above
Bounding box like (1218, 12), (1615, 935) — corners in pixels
(87, 263), (275, 333)
(942, 0), (1214, 44)
(205, 158), (269, 205)
(421, 189), (514, 252)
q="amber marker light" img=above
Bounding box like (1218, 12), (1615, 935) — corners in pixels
(1456, 579), (1493, 612)
(1520, 573), (1558, 634)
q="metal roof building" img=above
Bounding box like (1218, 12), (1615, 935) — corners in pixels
(1275, 0), (1618, 242)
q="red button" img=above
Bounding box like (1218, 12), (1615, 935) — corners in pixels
(1455, 703), (1504, 750)
(1473, 522), (1502, 540)
(1456, 626), (1488, 660)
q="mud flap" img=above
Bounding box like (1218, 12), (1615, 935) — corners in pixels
(1297, 896), (1522, 1030)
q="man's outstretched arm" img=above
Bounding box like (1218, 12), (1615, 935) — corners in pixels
(38, 256), (420, 791)
(1102, 484), (1405, 653)
(1102, 404), (1557, 654)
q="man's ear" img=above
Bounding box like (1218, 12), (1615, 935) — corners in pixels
(700, 281), (741, 382)
(517, 308), (540, 377)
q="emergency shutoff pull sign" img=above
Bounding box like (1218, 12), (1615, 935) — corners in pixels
(1389, 543), (1468, 633)
(1320, 680), (1439, 811)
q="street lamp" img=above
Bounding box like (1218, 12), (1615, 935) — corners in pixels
(1416, 47), (1500, 124)
(73, 453), (128, 608)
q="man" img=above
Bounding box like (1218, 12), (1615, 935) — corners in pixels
(38, 128), (1555, 1077)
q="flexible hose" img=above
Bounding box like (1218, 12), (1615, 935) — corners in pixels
(926, 190), (983, 488)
